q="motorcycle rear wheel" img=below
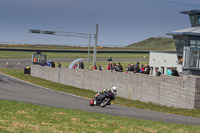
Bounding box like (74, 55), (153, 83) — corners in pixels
(100, 98), (111, 108)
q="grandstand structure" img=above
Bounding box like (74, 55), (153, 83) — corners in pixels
(150, 10), (200, 76)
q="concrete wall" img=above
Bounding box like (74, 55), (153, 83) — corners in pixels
(31, 65), (200, 109)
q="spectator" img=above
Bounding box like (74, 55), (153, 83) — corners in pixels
(51, 61), (55, 68)
(118, 62), (123, 72)
(126, 64), (131, 72)
(134, 66), (140, 73)
(113, 63), (119, 71)
(167, 67), (172, 76)
(47, 60), (51, 67)
(136, 62), (140, 67)
(107, 62), (113, 70)
(135, 62), (140, 73)
(77, 61), (81, 68)
(143, 64), (150, 74)
(130, 64), (135, 72)
(98, 64), (103, 71)
(92, 64), (97, 70)
(172, 67), (179, 77)
(107, 63), (110, 70)
(155, 67), (161, 76)
(73, 64), (77, 69)
(33, 57), (37, 64)
(58, 62), (61, 68)
(139, 64), (144, 73)
(40, 61), (45, 67)
(80, 61), (84, 69)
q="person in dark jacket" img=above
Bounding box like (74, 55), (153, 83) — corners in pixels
(130, 64), (135, 72)
(143, 64), (150, 74)
(172, 67), (179, 77)
(118, 62), (123, 72)
(50, 61), (55, 68)
(58, 62), (61, 68)
(98, 64), (103, 71)
(155, 67), (161, 76)
(80, 61), (84, 69)
(135, 62), (140, 73)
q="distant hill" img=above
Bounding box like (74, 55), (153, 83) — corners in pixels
(126, 37), (175, 51)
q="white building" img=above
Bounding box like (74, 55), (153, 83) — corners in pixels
(149, 51), (182, 75)
(149, 10), (200, 76)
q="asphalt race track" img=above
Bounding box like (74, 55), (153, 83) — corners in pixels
(0, 73), (200, 125)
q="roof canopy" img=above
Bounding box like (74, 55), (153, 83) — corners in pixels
(166, 27), (200, 36)
(180, 10), (200, 15)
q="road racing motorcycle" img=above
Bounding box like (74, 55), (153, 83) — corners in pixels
(89, 91), (116, 108)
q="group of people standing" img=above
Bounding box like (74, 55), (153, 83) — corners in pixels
(155, 67), (179, 77)
(41, 60), (56, 68)
(166, 67), (179, 76)
(73, 61), (84, 69)
(40, 60), (62, 68)
(107, 62), (123, 72)
(40, 60), (179, 77)
(125, 62), (150, 74)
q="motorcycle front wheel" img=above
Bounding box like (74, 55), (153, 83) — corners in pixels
(100, 98), (111, 108)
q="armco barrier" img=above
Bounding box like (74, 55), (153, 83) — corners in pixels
(31, 65), (200, 109)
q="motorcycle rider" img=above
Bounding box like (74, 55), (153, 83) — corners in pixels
(95, 86), (117, 104)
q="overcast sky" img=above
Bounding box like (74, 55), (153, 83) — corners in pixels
(0, 0), (200, 46)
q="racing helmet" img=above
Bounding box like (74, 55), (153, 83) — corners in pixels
(111, 86), (117, 92)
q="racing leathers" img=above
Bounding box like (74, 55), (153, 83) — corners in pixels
(95, 88), (116, 105)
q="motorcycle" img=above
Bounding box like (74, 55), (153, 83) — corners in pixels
(89, 91), (116, 108)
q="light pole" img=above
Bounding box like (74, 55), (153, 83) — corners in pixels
(87, 34), (91, 69)
(29, 24), (99, 69)
(93, 24), (99, 68)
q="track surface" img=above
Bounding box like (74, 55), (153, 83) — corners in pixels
(0, 73), (200, 125)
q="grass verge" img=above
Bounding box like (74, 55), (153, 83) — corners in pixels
(0, 51), (149, 59)
(0, 68), (200, 118)
(0, 100), (200, 133)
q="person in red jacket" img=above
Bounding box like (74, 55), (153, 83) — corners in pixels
(139, 64), (144, 73)
(107, 62), (113, 70)
(92, 64), (97, 70)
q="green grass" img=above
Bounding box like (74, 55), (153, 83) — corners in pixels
(127, 37), (176, 50)
(0, 68), (200, 118)
(0, 51), (149, 59)
(0, 100), (200, 133)
(0, 37), (176, 51)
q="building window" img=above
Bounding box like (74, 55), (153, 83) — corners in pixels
(190, 15), (200, 27)
(174, 39), (188, 56)
(197, 41), (200, 48)
(161, 67), (165, 74)
(189, 40), (200, 48)
(190, 40), (196, 48)
(190, 50), (198, 68)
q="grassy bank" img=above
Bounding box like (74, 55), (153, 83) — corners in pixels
(0, 100), (200, 133)
(0, 68), (200, 118)
(127, 37), (175, 51)
(0, 37), (176, 51)
(0, 51), (149, 59)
